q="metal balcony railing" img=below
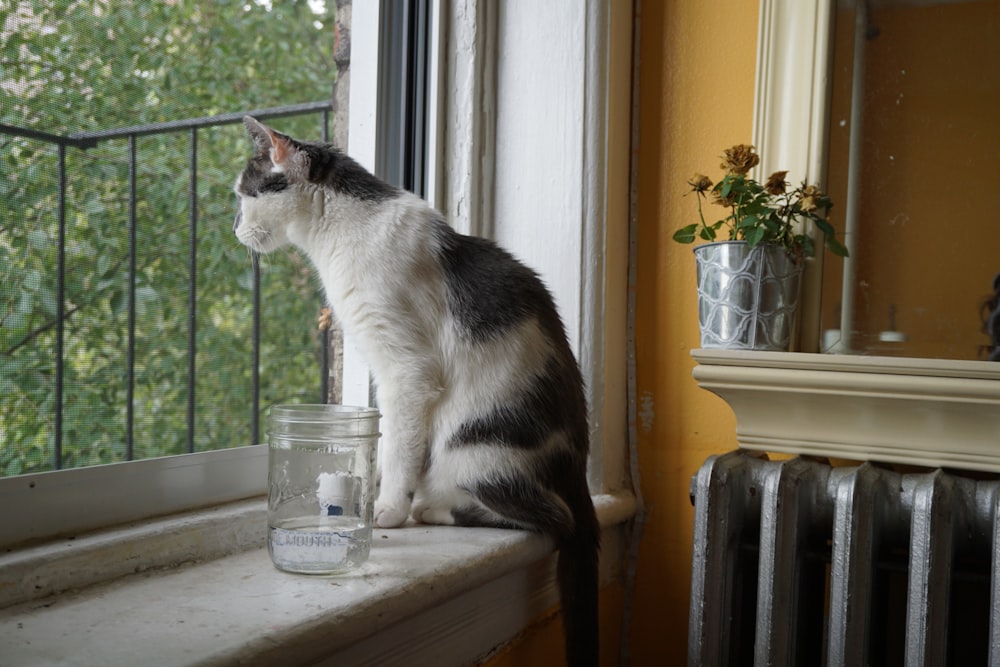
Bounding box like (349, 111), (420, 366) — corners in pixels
(0, 101), (333, 470)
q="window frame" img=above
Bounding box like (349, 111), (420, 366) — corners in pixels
(0, 0), (633, 548)
(436, 0), (631, 493)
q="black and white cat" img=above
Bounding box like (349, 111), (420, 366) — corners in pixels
(234, 117), (599, 665)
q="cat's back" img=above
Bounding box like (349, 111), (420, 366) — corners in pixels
(429, 220), (569, 348)
(426, 220), (586, 441)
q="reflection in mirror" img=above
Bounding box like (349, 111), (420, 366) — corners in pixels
(820, 0), (1000, 360)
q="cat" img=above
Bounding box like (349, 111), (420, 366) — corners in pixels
(234, 117), (600, 666)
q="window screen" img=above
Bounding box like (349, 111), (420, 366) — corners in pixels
(1, 0), (340, 476)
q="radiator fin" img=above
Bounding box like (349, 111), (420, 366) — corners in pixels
(688, 451), (1000, 666)
(828, 463), (881, 666)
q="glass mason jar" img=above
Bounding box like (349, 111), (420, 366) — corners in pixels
(267, 404), (380, 574)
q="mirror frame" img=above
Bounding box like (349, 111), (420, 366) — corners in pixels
(753, 0), (836, 352)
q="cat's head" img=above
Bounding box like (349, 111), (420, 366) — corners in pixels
(232, 117), (318, 254)
(233, 117), (397, 254)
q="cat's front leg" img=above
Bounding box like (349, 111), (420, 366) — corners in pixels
(374, 441), (415, 528)
(373, 386), (432, 528)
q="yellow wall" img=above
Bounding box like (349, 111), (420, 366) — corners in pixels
(485, 1), (755, 664)
(627, 0), (753, 663)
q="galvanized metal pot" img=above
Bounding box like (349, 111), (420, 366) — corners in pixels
(693, 241), (804, 350)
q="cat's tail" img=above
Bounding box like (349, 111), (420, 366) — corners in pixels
(556, 484), (601, 667)
(464, 471), (600, 665)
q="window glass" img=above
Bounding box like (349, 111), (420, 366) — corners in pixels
(1, 0), (339, 476)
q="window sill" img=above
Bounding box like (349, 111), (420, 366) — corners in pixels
(0, 493), (636, 666)
(692, 349), (1000, 472)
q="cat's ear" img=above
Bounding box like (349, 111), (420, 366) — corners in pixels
(243, 116), (305, 176)
(243, 116), (275, 155)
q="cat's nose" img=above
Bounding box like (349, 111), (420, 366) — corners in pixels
(233, 209), (242, 232)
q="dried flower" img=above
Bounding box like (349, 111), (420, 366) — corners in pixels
(765, 171), (788, 196)
(799, 184), (823, 212)
(672, 144), (848, 258)
(720, 144), (760, 175)
(688, 173), (713, 193)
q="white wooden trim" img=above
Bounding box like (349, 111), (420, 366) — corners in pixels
(491, 2), (584, 354)
(0, 498), (266, 608)
(753, 0), (835, 352)
(441, 0), (497, 237)
(692, 349), (1000, 472)
(438, 0), (630, 492)
(753, 0), (835, 182)
(0, 493), (637, 666)
(342, 0), (381, 407)
(346, 1), (380, 174)
(580, 0), (632, 491)
(0, 447), (267, 549)
(580, 0), (611, 489)
(424, 0), (445, 210)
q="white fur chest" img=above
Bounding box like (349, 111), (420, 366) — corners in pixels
(302, 192), (450, 375)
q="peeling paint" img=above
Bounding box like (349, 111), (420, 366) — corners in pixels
(638, 391), (655, 434)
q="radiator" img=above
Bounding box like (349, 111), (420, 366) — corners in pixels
(688, 450), (1000, 666)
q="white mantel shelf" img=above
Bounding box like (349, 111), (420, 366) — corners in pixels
(692, 349), (1000, 473)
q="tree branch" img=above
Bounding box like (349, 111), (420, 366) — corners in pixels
(4, 302), (83, 357)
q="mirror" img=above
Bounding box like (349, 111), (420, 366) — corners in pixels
(818, 0), (1000, 360)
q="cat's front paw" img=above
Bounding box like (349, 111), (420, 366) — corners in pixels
(374, 501), (409, 528)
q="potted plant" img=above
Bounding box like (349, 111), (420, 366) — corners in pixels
(673, 144), (848, 351)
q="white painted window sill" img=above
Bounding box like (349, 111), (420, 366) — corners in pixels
(692, 349), (1000, 472)
(0, 493), (636, 666)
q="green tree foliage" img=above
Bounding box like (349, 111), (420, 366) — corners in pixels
(1, 0), (337, 476)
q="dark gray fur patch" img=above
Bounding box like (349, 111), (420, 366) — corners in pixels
(237, 154), (289, 197)
(455, 475), (574, 539)
(431, 219), (568, 343)
(299, 142), (399, 202)
(447, 358), (579, 450)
